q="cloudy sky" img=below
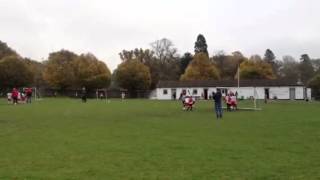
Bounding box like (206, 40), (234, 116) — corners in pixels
(1, 0), (319, 70)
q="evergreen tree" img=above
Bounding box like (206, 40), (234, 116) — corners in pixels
(263, 49), (276, 63)
(299, 54), (315, 84)
(263, 49), (279, 77)
(179, 52), (193, 74)
(194, 34), (208, 55)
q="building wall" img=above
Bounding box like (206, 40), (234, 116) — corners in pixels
(295, 87), (304, 99)
(156, 88), (172, 100)
(156, 86), (307, 100)
(307, 88), (312, 99)
(269, 87), (290, 99)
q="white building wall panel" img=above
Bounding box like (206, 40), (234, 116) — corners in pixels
(269, 87), (289, 99)
(155, 86), (308, 100)
(295, 87), (304, 99)
(307, 88), (312, 99)
(156, 88), (172, 100)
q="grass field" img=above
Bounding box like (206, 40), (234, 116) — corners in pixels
(0, 98), (319, 179)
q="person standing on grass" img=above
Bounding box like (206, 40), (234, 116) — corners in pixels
(225, 93), (231, 111)
(11, 88), (19, 105)
(213, 89), (223, 119)
(180, 91), (187, 110)
(81, 87), (87, 103)
(7, 92), (12, 104)
(25, 87), (32, 104)
(121, 92), (125, 101)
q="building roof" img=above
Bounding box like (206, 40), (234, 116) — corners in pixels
(157, 79), (304, 88)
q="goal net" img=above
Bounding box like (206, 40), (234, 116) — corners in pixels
(22, 87), (43, 101)
(238, 87), (262, 111)
(221, 87), (262, 111)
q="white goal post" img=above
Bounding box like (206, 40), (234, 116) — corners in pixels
(23, 87), (42, 101)
(220, 87), (262, 111)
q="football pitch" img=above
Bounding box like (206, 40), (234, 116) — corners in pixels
(0, 99), (319, 179)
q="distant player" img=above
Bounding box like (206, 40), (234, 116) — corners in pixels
(81, 87), (87, 103)
(121, 92), (125, 101)
(7, 92), (12, 104)
(25, 87), (32, 104)
(180, 91), (187, 110)
(225, 93), (231, 111)
(184, 96), (195, 111)
(11, 88), (19, 105)
(230, 93), (237, 110)
(99, 92), (104, 100)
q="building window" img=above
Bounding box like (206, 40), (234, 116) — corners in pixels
(163, 89), (168, 95)
(193, 89), (198, 95)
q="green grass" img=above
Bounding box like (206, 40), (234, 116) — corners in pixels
(0, 98), (319, 179)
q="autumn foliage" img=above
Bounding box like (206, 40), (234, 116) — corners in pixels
(115, 60), (151, 92)
(240, 59), (276, 80)
(181, 53), (220, 81)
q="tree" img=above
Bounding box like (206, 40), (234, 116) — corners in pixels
(0, 40), (18, 60)
(194, 34), (208, 55)
(250, 54), (263, 61)
(43, 50), (78, 89)
(150, 38), (177, 62)
(263, 49), (279, 77)
(115, 60), (151, 96)
(212, 51), (247, 80)
(240, 57), (276, 80)
(264, 49), (276, 64)
(119, 49), (134, 62)
(120, 39), (181, 89)
(0, 56), (33, 89)
(149, 38), (180, 87)
(308, 74), (320, 99)
(74, 53), (111, 89)
(119, 46), (179, 89)
(278, 56), (299, 81)
(119, 48), (154, 63)
(311, 58), (320, 74)
(179, 52), (193, 74)
(232, 51), (244, 58)
(24, 58), (46, 88)
(180, 53), (220, 81)
(299, 54), (315, 84)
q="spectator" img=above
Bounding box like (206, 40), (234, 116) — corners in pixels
(81, 87), (87, 103)
(213, 90), (223, 119)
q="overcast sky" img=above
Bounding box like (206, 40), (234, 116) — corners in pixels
(1, 0), (320, 71)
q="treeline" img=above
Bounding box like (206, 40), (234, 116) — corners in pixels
(0, 42), (111, 92)
(0, 34), (320, 97)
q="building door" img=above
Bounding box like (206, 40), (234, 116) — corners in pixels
(204, 89), (208, 100)
(264, 88), (270, 99)
(171, 89), (176, 100)
(303, 88), (307, 100)
(289, 88), (296, 100)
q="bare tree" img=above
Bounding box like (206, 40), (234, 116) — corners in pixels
(150, 38), (178, 62)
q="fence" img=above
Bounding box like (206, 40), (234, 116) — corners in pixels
(34, 88), (153, 99)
